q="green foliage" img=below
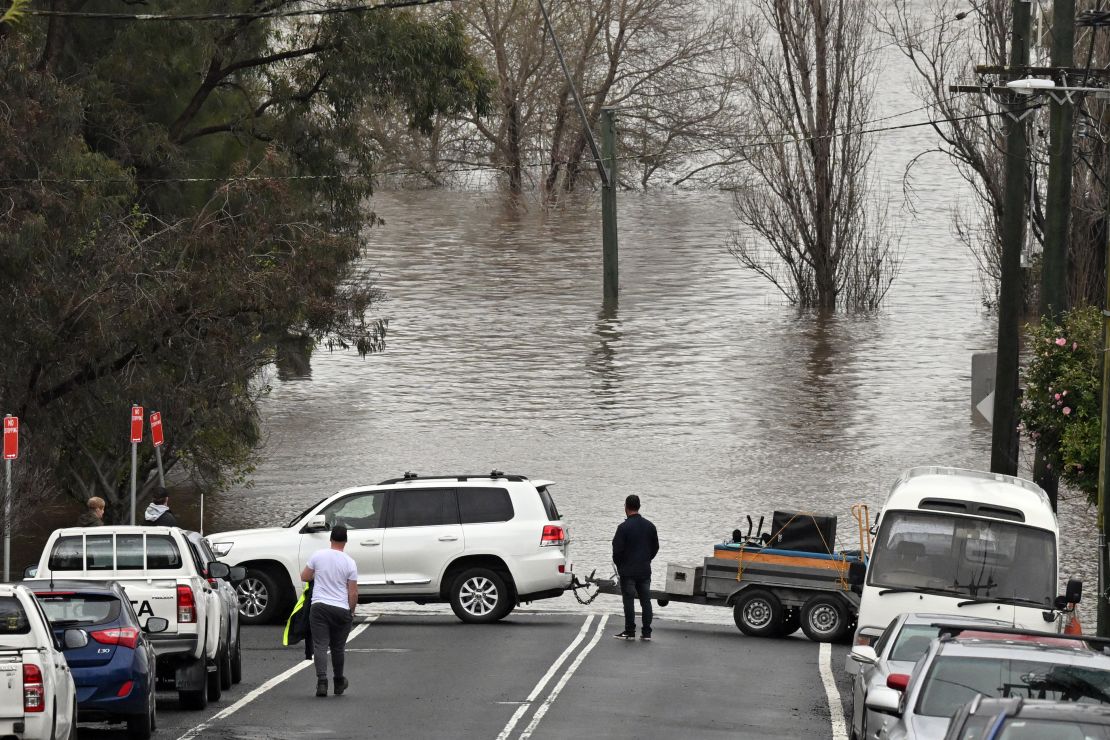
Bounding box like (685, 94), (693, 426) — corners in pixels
(1019, 306), (1104, 500)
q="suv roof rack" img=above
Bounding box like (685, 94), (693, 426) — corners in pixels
(932, 622), (1110, 648)
(377, 471), (530, 485)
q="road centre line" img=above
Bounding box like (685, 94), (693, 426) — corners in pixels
(176, 616), (378, 740)
(494, 614), (597, 740)
(818, 642), (849, 740)
(518, 614), (609, 740)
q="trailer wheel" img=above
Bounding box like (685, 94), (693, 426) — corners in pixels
(801, 595), (849, 643)
(778, 607), (800, 637)
(733, 589), (782, 637)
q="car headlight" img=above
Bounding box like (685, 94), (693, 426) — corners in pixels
(210, 542), (233, 557)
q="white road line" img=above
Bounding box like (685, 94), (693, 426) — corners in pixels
(176, 616), (377, 740)
(494, 614), (596, 740)
(818, 642), (849, 740)
(518, 614), (609, 740)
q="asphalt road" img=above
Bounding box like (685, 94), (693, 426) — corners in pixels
(76, 607), (853, 740)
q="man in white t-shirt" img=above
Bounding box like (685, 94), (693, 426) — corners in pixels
(300, 524), (358, 697)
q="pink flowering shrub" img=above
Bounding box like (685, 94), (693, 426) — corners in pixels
(1019, 306), (1102, 500)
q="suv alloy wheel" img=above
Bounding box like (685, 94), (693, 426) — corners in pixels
(449, 568), (511, 624)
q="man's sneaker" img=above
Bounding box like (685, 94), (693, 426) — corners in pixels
(641, 633), (653, 641)
(614, 630), (636, 640)
(315, 679), (328, 697)
(334, 676), (349, 696)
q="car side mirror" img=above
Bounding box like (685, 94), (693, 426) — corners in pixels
(23, 565), (37, 579)
(63, 628), (89, 650)
(228, 566), (246, 584)
(886, 673), (910, 692)
(849, 645), (878, 666)
(207, 562), (230, 580)
(301, 514), (328, 534)
(1067, 578), (1083, 604)
(144, 617), (169, 634)
(865, 686), (903, 716)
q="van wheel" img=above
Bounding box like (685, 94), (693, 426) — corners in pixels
(733, 589), (782, 637)
(126, 704), (153, 740)
(207, 654), (223, 701)
(179, 686), (208, 711)
(801, 595), (849, 643)
(448, 568), (510, 624)
(238, 568), (284, 624)
(219, 637), (233, 691)
(230, 624), (243, 684)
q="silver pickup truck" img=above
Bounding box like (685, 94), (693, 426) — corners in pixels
(29, 526), (244, 710)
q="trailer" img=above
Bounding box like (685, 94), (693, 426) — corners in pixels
(577, 507), (871, 643)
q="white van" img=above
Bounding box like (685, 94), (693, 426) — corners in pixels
(853, 467), (1077, 649)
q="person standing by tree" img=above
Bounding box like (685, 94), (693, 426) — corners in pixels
(612, 495), (659, 641)
(77, 497), (105, 526)
(300, 524), (357, 697)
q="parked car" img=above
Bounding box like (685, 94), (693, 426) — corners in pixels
(0, 584), (81, 740)
(188, 531), (243, 688)
(848, 613), (1009, 740)
(23, 580), (165, 740)
(945, 696), (1110, 739)
(866, 625), (1110, 739)
(209, 472), (572, 625)
(29, 526), (243, 710)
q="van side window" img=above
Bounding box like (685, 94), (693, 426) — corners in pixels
(116, 534), (146, 570)
(86, 534), (114, 570)
(48, 536), (84, 571)
(389, 489), (459, 528)
(145, 536), (183, 569)
(459, 488), (514, 524)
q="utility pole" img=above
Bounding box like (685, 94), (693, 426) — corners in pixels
(1099, 194), (1110, 633)
(990, 0), (1033, 476)
(1034, 0), (1076, 508)
(600, 108), (619, 304)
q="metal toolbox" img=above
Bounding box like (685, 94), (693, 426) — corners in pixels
(665, 563), (703, 597)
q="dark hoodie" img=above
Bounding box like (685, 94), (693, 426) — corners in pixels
(144, 502), (178, 527)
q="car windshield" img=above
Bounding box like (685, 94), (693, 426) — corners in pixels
(918, 657), (1110, 718)
(285, 497), (328, 528)
(868, 511), (1056, 605)
(997, 717), (1110, 739)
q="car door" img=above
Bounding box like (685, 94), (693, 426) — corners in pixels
(382, 488), (463, 594)
(309, 490), (389, 595)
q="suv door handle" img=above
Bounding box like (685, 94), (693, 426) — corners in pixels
(360, 540), (380, 547)
(438, 535), (459, 542)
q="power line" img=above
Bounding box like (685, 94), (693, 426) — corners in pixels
(20, 0), (458, 22)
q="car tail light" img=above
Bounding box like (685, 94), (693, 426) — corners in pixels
(116, 680), (134, 698)
(558, 564), (566, 573)
(91, 627), (140, 650)
(887, 673), (910, 692)
(23, 664), (44, 713)
(540, 525), (565, 547)
(177, 584), (196, 623)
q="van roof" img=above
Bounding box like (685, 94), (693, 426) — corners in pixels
(884, 467), (1056, 531)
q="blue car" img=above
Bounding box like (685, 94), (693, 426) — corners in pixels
(23, 580), (164, 740)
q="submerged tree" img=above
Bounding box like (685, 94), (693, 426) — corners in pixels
(729, 0), (900, 311)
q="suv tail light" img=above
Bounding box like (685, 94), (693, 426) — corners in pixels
(91, 627), (140, 650)
(540, 525), (565, 547)
(177, 584), (196, 623)
(23, 664), (44, 712)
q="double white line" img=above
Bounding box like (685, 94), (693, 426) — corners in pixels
(495, 613), (610, 740)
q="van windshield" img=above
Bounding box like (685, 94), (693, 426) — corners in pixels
(868, 510), (1056, 606)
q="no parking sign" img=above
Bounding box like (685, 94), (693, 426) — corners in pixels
(3, 417), (17, 460)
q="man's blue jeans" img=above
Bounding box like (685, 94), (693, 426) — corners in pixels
(620, 576), (652, 636)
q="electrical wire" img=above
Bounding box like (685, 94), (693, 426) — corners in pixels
(19, 0), (458, 22)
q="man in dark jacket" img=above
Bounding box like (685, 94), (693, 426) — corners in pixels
(143, 487), (179, 527)
(612, 494), (659, 641)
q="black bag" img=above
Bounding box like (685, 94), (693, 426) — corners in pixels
(768, 511), (837, 553)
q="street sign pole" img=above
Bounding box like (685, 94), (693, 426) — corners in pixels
(3, 415), (19, 583)
(130, 405), (143, 526)
(150, 412), (165, 489)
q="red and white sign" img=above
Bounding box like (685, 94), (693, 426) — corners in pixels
(3, 417), (17, 460)
(150, 412), (164, 448)
(130, 406), (144, 444)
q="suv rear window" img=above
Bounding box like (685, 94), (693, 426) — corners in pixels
(35, 594), (121, 628)
(537, 486), (561, 521)
(48, 534), (183, 571)
(0, 596), (30, 634)
(459, 488), (514, 524)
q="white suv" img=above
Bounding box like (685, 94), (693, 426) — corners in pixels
(209, 472), (572, 625)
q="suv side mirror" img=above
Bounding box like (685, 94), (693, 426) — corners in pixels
(23, 565), (37, 579)
(228, 566), (246, 584)
(207, 562), (230, 580)
(301, 514), (328, 534)
(63, 628), (89, 650)
(144, 617), (169, 634)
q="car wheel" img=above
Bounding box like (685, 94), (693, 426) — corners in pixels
(219, 636), (233, 691)
(231, 624), (243, 684)
(207, 654), (224, 702)
(126, 704), (154, 740)
(733, 589), (783, 637)
(800, 595), (849, 643)
(238, 568), (284, 625)
(448, 568), (510, 624)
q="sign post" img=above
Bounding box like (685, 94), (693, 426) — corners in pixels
(3, 416), (19, 582)
(150, 412), (165, 488)
(130, 406), (143, 525)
